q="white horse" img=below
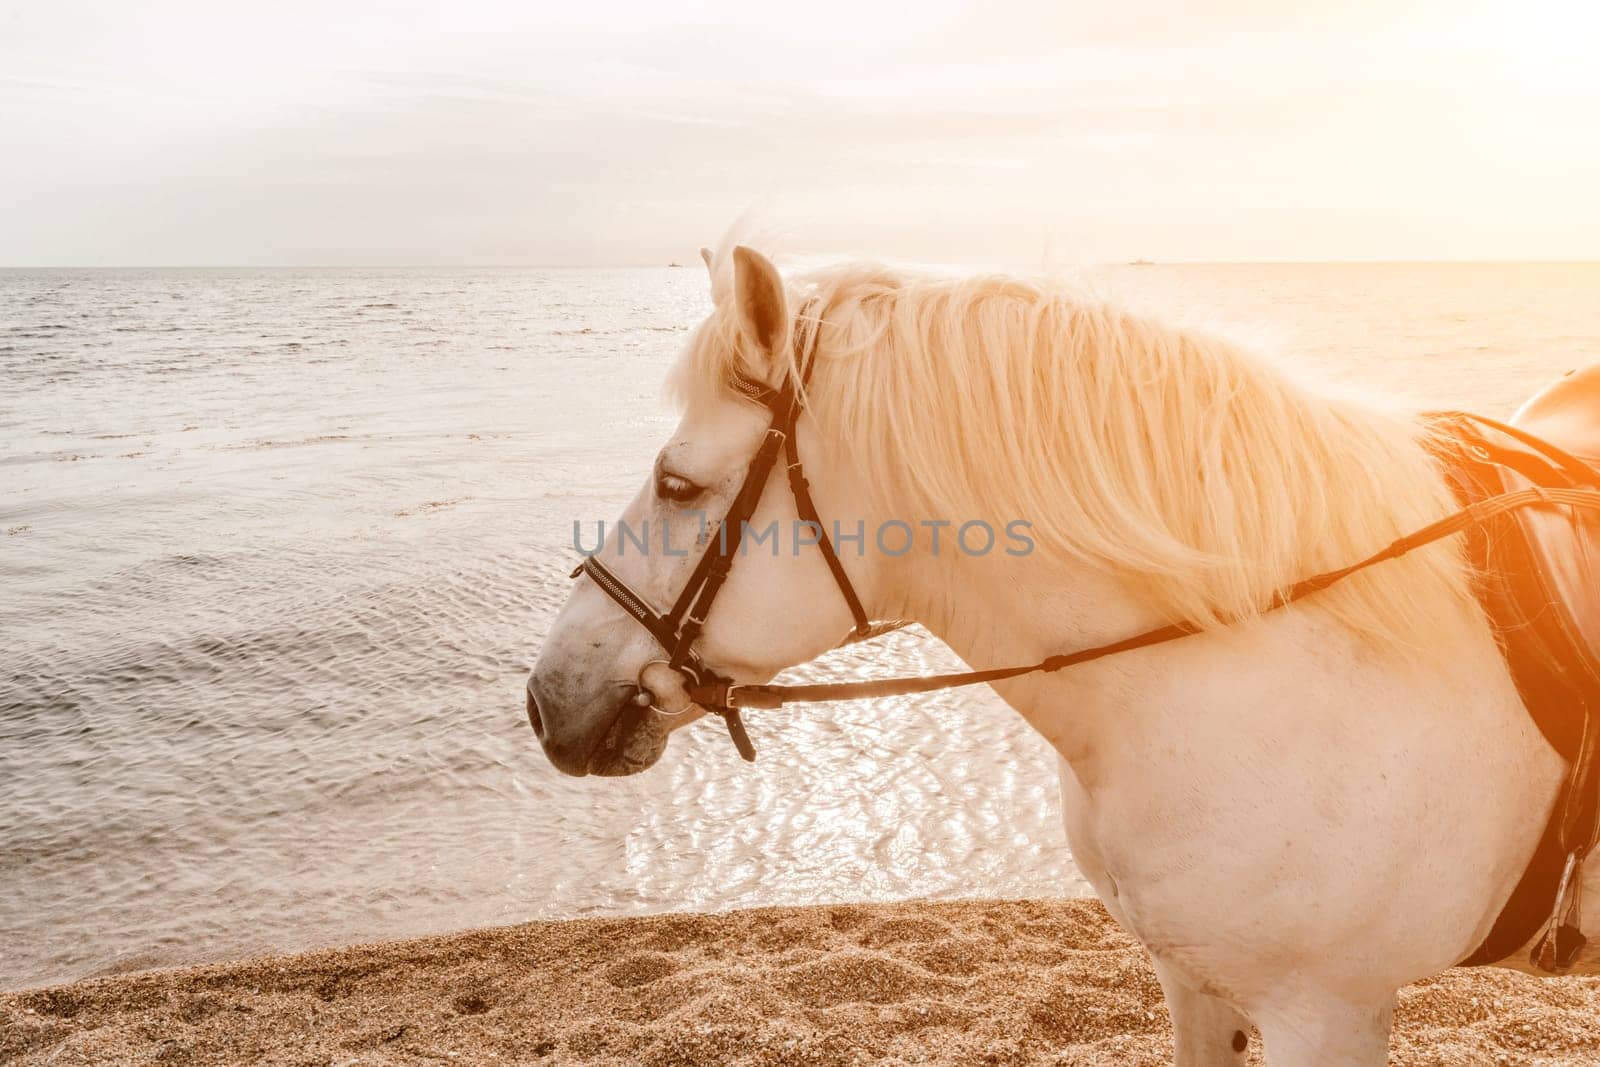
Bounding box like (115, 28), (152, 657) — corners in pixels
(528, 245), (1594, 1065)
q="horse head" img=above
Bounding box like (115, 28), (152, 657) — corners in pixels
(526, 247), (882, 776)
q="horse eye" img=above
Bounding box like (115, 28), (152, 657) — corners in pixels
(655, 471), (703, 504)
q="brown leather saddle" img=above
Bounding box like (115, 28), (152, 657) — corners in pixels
(1438, 366), (1600, 970)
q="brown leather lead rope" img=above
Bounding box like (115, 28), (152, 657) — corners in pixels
(688, 485), (1600, 710)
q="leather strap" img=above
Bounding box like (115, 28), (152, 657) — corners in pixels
(1446, 411), (1600, 489)
(785, 427), (871, 637)
(689, 484), (1600, 709)
(664, 423), (791, 673)
(574, 556), (698, 673)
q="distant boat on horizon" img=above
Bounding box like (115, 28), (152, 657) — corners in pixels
(1129, 257), (1155, 266)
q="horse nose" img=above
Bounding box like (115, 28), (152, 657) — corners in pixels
(525, 678), (545, 739)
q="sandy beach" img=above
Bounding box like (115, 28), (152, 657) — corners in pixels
(4, 898), (1598, 1065)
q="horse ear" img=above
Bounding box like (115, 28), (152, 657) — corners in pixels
(699, 246), (714, 272)
(731, 246), (787, 358)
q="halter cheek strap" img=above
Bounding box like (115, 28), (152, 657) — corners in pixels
(785, 424), (870, 632)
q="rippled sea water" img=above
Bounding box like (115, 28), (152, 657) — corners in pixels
(3, 263), (1597, 989)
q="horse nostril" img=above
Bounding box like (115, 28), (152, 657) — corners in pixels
(525, 681), (544, 738)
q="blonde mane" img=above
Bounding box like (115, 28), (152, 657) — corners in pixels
(673, 256), (1478, 652)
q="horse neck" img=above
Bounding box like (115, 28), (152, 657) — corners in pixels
(882, 534), (1160, 701)
(865, 478), (1473, 771)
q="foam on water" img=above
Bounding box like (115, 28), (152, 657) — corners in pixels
(2, 263), (1596, 988)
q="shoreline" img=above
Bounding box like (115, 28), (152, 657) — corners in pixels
(4, 898), (1598, 1065)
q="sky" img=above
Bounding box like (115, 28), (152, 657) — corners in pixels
(2, 1), (1598, 266)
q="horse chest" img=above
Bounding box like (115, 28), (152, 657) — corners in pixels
(1044, 630), (1562, 998)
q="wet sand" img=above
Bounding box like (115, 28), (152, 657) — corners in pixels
(4, 898), (1598, 1065)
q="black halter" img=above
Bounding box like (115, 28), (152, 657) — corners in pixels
(572, 307), (870, 760)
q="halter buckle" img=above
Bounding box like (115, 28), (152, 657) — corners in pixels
(720, 684), (787, 710)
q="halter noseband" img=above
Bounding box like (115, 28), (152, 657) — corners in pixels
(571, 304), (870, 760)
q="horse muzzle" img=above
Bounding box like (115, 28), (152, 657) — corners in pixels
(525, 673), (670, 777)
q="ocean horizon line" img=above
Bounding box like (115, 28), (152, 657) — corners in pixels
(2, 257), (1599, 271)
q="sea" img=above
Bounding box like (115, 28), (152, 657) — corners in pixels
(2, 263), (1597, 989)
